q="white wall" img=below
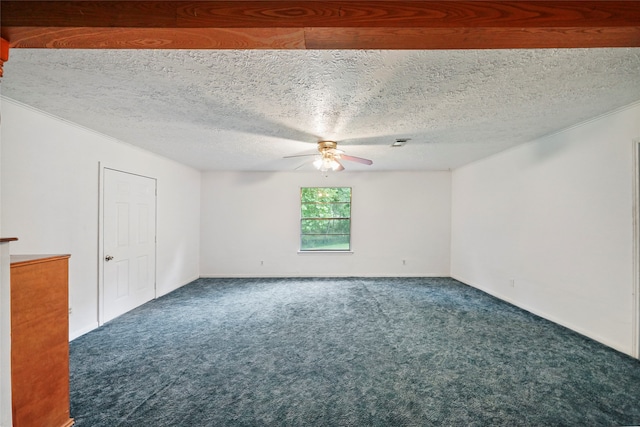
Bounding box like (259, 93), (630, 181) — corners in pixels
(451, 102), (640, 355)
(0, 110), (8, 426)
(1, 98), (201, 339)
(6, 92), (638, 356)
(200, 171), (451, 277)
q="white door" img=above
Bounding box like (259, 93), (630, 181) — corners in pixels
(103, 168), (157, 323)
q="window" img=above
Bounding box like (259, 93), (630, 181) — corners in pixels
(300, 187), (352, 251)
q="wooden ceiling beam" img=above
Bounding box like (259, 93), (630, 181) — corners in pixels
(0, 38), (9, 77)
(2, 1), (639, 49)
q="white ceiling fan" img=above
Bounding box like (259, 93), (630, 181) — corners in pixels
(284, 140), (373, 172)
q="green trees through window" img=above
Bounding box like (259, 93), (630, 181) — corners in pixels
(300, 187), (352, 251)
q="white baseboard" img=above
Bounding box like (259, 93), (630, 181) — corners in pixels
(69, 321), (99, 341)
(198, 273), (449, 278)
(451, 274), (632, 357)
(156, 274), (200, 298)
(69, 276), (199, 341)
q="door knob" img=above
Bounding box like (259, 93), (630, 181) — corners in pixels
(105, 255), (114, 261)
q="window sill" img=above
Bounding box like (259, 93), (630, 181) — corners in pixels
(297, 251), (354, 255)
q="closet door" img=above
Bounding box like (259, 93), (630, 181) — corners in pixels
(103, 168), (157, 323)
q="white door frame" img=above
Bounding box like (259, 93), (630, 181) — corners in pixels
(632, 140), (640, 359)
(98, 163), (157, 326)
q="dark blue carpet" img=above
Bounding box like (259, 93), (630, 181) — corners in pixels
(69, 277), (640, 426)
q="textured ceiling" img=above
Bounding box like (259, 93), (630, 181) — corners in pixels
(2, 48), (640, 172)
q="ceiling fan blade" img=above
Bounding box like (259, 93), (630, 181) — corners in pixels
(283, 153), (318, 159)
(340, 154), (373, 165)
(294, 161), (311, 171)
(333, 159), (345, 171)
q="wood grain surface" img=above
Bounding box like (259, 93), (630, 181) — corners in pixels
(2, 1), (639, 49)
(11, 255), (73, 427)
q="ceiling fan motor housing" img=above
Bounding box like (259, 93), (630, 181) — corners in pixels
(318, 141), (338, 153)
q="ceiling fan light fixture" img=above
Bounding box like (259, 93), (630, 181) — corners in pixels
(314, 154), (342, 172)
(330, 159), (343, 171)
(312, 157), (324, 170)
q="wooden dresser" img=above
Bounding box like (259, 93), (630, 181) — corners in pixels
(11, 254), (74, 427)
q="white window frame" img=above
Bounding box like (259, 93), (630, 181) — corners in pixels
(299, 187), (352, 253)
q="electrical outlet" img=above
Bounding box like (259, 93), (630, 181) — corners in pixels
(68, 307), (73, 315)
(260, 260), (264, 266)
(509, 279), (515, 288)
(402, 259), (406, 265)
